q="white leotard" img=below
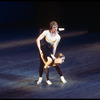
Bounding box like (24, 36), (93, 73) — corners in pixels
(41, 30), (61, 46)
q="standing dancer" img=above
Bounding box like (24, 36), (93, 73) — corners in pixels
(36, 21), (66, 85)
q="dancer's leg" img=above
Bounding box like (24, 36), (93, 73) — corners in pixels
(45, 68), (52, 85)
(37, 56), (44, 84)
(54, 65), (67, 83)
(54, 64), (63, 76)
(39, 57), (44, 77)
(45, 68), (49, 80)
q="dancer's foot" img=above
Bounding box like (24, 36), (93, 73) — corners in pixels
(61, 76), (67, 83)
(46, 80), (52, 85)
(37, 77), (42, 84)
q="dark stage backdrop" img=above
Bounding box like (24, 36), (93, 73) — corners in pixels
(0, 1), (34, 25)
(0, 1), (99, 40)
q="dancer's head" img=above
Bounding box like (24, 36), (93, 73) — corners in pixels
(49, 21), (58, 32)
(55, 53), (65, 64)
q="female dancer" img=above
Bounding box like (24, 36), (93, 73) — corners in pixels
(36, 21), (67, 85)
(41, 52), (67, 85)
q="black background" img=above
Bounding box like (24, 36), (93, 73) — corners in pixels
(0, 1), (100, 39)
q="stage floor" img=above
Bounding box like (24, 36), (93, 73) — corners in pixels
(0, 29), (100, 99)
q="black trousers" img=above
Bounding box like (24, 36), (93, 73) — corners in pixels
(39, 56), (63, 80)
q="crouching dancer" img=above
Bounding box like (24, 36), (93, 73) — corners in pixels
(37, 52), (67, 85)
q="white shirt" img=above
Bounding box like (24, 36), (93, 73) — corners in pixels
(41, 30), (61, 46)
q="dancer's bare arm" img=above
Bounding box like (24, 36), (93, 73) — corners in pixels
(36, 33), (45, 55)
(52, 36), (61, 56)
